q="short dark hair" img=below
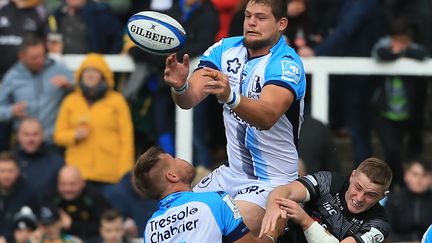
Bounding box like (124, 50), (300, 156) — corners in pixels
(133, 146), (166, 199)
(357, 158), (393, 189)
(389, 17), (413, 38)
(247, 0), (288, 20)
(0, 151), (18, 166)
(19, 33), (45, 53)
(101, 209), (123, 223)
(403, 159), (431, 173)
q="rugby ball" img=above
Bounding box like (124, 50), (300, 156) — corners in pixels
(127, 11), (186, 55)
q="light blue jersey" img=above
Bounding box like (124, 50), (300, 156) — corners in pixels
(198, 36), (306, 186)
(144, 191), (249, 243)
(423, 225), (432, 243)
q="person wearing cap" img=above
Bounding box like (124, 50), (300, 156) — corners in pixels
(53, 53), (134, 194)
(13, 206), (38, 243)
(29, 205), (82, 243)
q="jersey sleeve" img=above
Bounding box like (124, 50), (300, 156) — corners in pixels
(197, 39), (224, 71)
(297, 171), (333, 202)
(352, 209), (391, 243)
(213, 192), (249, 242)
(264, 55), (306, 101)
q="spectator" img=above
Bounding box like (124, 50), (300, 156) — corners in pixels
(30, 204), (82, 243)
(12, 206), (38, 243)
(260, 157), (393, 242)
(133, 146), (256, 242)
(50, 0), (123, 54)
(97, 209), (130, 243)
(14, 118), (64, 194)
(371, 17), (429, 188)
(104, 173), (158, 238)
(54, 53), (134, 191)
(383, 1), (432, 162)
(0, 151), (36, 242)
(0, 0), (48, 80)
(211, 0), (241, 41)
(40, 165), (111, 242)
(0, 34), (74, 145)
(384, 159), (432, 242)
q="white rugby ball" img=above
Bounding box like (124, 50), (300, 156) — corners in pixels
(127, 11), (186, 55)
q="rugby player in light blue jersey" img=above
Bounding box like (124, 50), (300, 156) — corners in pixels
(133, 146), (255, 243)
(163, 0), (306, 241)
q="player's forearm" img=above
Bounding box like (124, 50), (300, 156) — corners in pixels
(171, 81), (207, 109)
(232, 97), (280, 130)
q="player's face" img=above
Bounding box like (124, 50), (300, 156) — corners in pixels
(345, 171), (386, 214)
(243, 2), (287, 52)
(100, 218), (124, 243)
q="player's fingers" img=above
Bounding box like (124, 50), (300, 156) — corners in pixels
(182, 54), (190, 66)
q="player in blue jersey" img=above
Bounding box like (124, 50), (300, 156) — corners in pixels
(132, 146), (256, 243)
(163, 0), (306, 241)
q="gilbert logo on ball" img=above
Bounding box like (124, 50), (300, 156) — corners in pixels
(127, 11), (186, 55)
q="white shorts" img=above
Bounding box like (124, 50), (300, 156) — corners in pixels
(192, 165), (275, 209)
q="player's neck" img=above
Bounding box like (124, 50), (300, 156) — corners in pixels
(248, 48), (271, 59)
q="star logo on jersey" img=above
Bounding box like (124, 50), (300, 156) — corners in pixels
(227, 58), (241, 74)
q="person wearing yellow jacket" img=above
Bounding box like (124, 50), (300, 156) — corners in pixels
(54, 53), (134, 187)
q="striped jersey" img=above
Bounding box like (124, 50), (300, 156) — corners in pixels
(198, 36), (306, 186)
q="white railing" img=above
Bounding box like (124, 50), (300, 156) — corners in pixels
(58, 55), (432, 161)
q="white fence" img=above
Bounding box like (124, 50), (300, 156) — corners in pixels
(59, 55), (432, 161)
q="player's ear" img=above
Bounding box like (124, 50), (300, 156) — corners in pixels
(279, 17), (288, 32)
(349, 170), (356, 182)
(166, 172), (180, 183)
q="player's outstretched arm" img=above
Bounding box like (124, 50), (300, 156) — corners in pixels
(259, 181), (309, 238)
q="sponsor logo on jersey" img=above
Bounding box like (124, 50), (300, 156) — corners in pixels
(360, 227), (385, 243)
(197, 173), (213, 188)
(322, 202), (338, 216)
(281, 60), (301, 84)
(148, 206), (199, 242)
(228, 109), (263, 131)
(227, 58), (241, 74)
(237, 185), (266, 196)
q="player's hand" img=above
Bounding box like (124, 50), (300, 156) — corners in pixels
(11, 101), (28, 118)
(259, 197), (288, 238)
(276, 197), (314, 230)
(202, 67), (231, 102)
(164, 53), (190, 89)
(51, 75), (70, 88)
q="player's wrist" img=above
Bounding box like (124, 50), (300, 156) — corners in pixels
(171, 81), (189, 95)
(226, 89), (241, 109)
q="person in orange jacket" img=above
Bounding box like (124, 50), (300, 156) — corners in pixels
(54, 53), (134, 191)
